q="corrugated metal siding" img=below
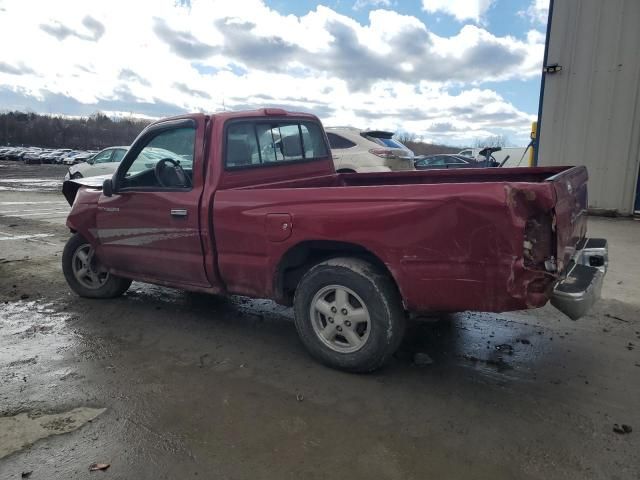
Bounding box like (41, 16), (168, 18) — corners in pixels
(538, 0), (640, 215)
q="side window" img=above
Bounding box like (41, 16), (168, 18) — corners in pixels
(326, 132), (356, 149)
(430, 156), (446, 166)
(119, 126), (195, 189)
(226, 121), (328, 169)
(93, 151), (112, 164)
(111, 149), (126, 162)
(227, 123), (260, 167)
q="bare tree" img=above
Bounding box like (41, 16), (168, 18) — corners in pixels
(0, 111), (151, 148)
(473, 134), (509, 149)
(394, 132), (419, 144)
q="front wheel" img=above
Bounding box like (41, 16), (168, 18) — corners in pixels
(294, 257), (405, 373)
(62, 233), (131, 298)
(71, 172), (83, 179)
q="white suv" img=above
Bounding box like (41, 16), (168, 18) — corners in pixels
(325, 127), (415, 173)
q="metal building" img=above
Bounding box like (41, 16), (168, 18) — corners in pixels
(537, 0), (640, 215)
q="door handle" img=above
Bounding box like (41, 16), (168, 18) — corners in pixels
(170, 209), (188, 217)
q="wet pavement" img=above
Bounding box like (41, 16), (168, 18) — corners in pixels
(1, 160), (639, 479)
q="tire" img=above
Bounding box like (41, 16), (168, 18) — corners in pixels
(62, 233), (131, 298)
(71, 172), (83, 179)
(336, 169), (357, 174)
(294, 257), (405, 373)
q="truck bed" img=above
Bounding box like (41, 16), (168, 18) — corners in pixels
(214, 165), (588, 313)
(235, 166), (572, 190)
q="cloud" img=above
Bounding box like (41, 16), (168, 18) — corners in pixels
(40, 15), (105, 41)
(421, 0), (495, 23)
(353, 0), (392, 10)
(119, 69), (151, 86)
(427, 122), (460, 133)
(521, 0), (549, 24)
(82, 15), (105, 40)
(211, 12), (538, 90)
(0, 0), (544, 146)
(152, 17), (217, 59)
(0, 62), (35, 75)
(0, 86), (186, 118)
(215, 19), (302, 72)
(173, 82), (210, 99)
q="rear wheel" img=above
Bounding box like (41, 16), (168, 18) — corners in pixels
(294, 257), (405, 372)
(62, 233), (131, 298)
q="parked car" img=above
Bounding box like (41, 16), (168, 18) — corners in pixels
(64, 147), (128, 179)
(73, 151), (96, 163)
(41, 148), (72, 164)
(0, 146), (14, 159)
(61, 108), (607, 373)
(0, 147), (14, 159)
(415, 154), (476, 170)
(23, 148), (45, 164)
(61, 151), (87, 165)
(325, 127), (415, 173)
(6, 147), (26, 160)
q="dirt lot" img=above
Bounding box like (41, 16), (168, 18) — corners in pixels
(1, 160), (639, 479)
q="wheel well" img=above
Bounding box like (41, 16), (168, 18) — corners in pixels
(275, 240), (395, 305)
(336, 168), (357, 173)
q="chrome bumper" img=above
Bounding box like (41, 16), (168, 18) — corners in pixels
(551, 238), (608, 320)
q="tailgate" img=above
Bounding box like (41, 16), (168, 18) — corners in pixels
(547, 166), (588, 271)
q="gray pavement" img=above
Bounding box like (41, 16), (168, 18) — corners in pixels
(0, 160), (639, 479)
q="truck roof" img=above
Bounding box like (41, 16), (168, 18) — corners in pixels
(158, 108), (320, 124)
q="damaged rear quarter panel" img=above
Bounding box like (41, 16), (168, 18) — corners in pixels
(214, 179), (559, 313)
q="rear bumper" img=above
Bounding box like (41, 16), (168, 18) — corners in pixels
(551, 238), (608, 319)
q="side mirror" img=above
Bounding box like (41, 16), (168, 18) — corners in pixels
(102, 178), (113, 197)
(87, 158), (94, 165)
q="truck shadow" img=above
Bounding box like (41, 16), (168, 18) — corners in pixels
(110, 284), (564, 383)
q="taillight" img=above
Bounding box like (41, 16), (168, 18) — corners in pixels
(369, 148), (395, 159)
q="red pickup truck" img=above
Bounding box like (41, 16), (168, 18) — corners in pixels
(62, 109), (608, 372)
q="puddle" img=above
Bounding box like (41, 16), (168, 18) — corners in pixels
(0, 407), (105, 458)
(0, 301), (73, 375)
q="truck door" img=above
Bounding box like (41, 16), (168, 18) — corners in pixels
(95, 117), (211, 287)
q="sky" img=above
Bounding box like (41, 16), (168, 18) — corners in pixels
(0, 0), (549, 146)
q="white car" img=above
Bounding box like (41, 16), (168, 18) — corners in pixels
(65, 146), (128, 179)
(325, 127), (415, 173)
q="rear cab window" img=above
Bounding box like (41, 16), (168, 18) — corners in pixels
(225, 120), (328, 169)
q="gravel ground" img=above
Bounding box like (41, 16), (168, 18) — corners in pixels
(0, 160), (639, 479)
